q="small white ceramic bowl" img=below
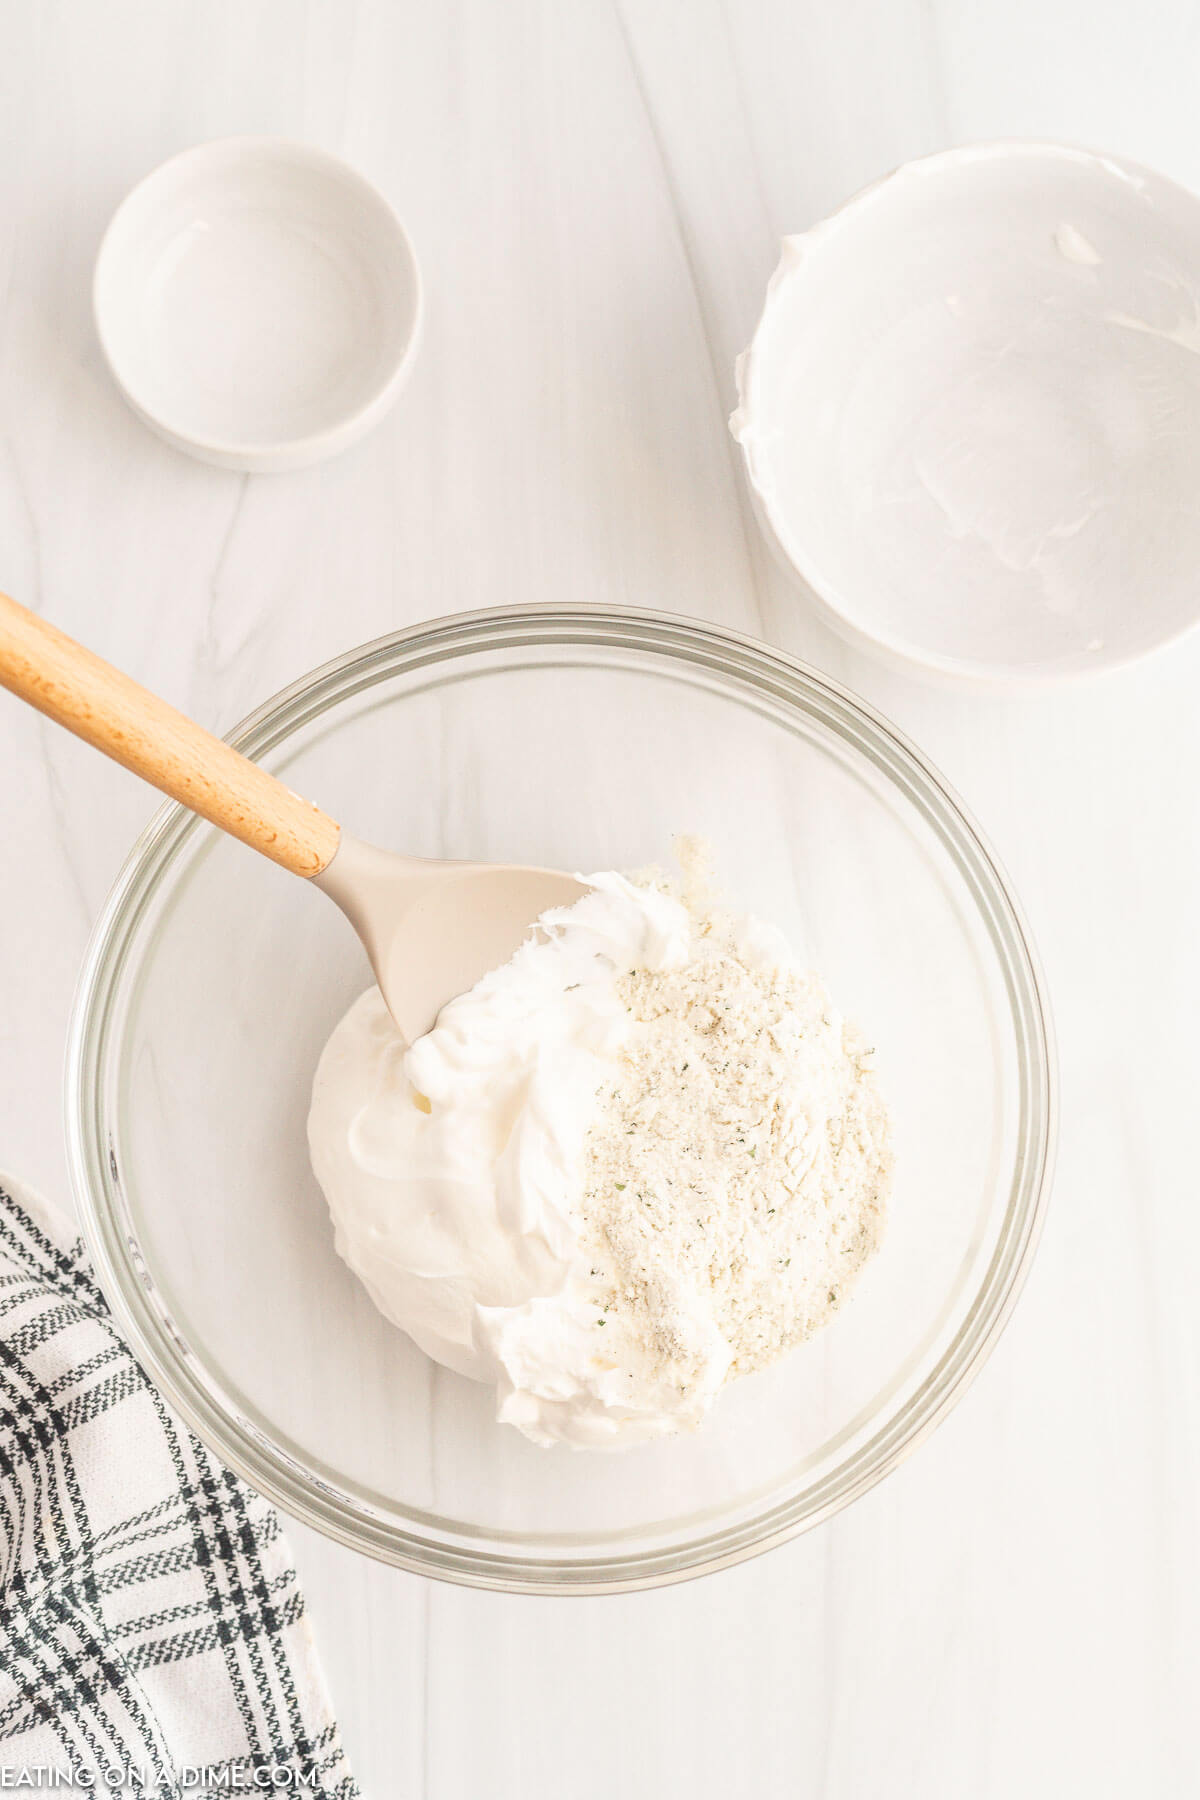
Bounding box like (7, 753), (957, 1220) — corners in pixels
(733, 142), (1200, 684)
(94, 138), (422, 472)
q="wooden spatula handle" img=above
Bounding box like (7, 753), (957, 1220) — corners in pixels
(0, 591), (341, 877)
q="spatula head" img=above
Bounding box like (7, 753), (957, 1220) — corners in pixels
(315, 834), (589, 1044)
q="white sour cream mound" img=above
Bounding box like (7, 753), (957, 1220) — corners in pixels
(308, 863), (891, 1449)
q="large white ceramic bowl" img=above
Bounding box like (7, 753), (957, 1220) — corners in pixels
(68, 608), (1056, 1593)
(733, 142), (1200, 683)
(94, 137), (422, 472)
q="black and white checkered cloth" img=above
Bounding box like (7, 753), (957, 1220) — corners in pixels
(0, 1175), (358, 1796)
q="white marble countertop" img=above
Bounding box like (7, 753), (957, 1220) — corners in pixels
(2, 3), (1198, 1795)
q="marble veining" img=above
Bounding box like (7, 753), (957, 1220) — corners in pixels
(1, 3), (1198, 1796)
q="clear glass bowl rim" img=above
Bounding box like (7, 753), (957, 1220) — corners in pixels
(66, 604), (1057, 1594)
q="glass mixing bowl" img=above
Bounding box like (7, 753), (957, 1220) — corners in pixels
(68, 607), (1055, 1593)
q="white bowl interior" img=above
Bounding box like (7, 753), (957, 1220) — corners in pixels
(95, 140), (419, 453)
(91, 630), (1040, 1578)
(738, 145), (1200, 677)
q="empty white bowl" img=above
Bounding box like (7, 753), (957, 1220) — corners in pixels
(732, 143), (1200, 683)
(94, 138), (422, 472)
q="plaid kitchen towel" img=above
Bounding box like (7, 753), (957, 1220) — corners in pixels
(0, 1174), (358, 1797)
